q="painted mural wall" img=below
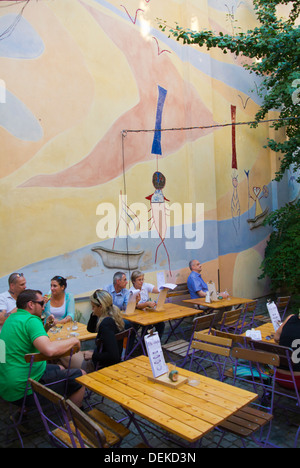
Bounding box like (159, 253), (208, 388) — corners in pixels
(0, 0), (294, 302)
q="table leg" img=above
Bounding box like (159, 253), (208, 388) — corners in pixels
(121, 407), (151, 447)
(164, 318), (185, 343)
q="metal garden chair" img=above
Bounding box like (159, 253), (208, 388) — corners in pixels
(250, 340), (300, 415)
(217, 307), (244, 334)
(189, 331), (233, 381)
(240, 300), (259, 331)
(29, 378), (130, 448)
(3, 346), (78, 448)
(216, 347), (279, 448)
(276, 296), (291, 321)
(162, 313), (217, 368)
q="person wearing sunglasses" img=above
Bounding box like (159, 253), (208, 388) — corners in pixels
(0, 272), (27, 332)
(0, 289), (85, 409)
(43, 275), (75, 326)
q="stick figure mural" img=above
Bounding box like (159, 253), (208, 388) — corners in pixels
(231, 105), (241, 234)
(247, 184), (269, 230)
(146, 171), (171, 273)
(146, 85), (171, 273)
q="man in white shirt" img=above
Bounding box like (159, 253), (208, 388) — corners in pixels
(0, 272), (27, 332)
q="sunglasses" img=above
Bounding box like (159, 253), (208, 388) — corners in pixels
(10, 273), (24, 281)
(93, 289), (106, 304)
(32, 300), (45, 307)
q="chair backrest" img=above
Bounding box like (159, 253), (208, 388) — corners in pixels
(219, 308), (244, 333)
(249, 340), (293, 371)
(24, 345), (80, 364)
(276, 296), (291, 320)
(193, 313), (217, 333)
(231, 347), (280, 367)
(192, 332), (233, 357)
(190, 331), (233, 380)
(29, 378), (74, 448)
(244, 300), (258, 313)
(29, 377), (66, 406)
(240, 300), (259, 330)
(66, 399), (109, 448)
(96, 327), (133, 361)
(211, 329), (250, 347)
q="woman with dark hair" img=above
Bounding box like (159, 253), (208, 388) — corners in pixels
(43, 275), (75, 325)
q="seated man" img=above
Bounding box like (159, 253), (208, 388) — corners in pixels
(187, 260), (209, 299)
(0, 289), (85, 408)
(104, 271), (129, 311)
(0, 272), (27, 332)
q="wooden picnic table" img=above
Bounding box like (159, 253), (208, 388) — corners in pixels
(76, 355), (257, 447)
(123, 302), (201, 327)
(122, 303), (203, 354)
(183, 296), (255, 309)
(48, 322), (97, 342)
(243, 322), (276, 344)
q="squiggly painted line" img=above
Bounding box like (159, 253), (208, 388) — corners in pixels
(152, 37), (171, 56)
(238, 95), (250, 109)
(120, 5), (144, 24)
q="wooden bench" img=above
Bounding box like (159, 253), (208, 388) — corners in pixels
(166, 282), (189, 298)
(219, 406), (273, 438)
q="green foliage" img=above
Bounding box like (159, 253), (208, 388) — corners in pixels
(259, 200), (300, 294)
(158, 0), (300, 182)
(158, 0), (300, 293)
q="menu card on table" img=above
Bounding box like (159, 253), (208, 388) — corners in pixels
(144, 331), (168, 378)
(266, 301), (282, 332)
(156, 283), (177, 311)
(124, 289), (140, 315)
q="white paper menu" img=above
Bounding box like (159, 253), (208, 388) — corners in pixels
(124, 289), (139, 315)
(156, 283), (177, 311)
(144, 331), (168, 378)
(266, 301), (282, 332)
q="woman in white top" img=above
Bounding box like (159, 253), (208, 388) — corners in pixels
(129, 270), (165, 338)
(44, 276), (75, 325)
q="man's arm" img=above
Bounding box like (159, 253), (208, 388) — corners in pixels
(0, 307), (17, 326)
(196, 290), (206, 298)
(0, 310), (6, 327)
(33, 335), (81, 358)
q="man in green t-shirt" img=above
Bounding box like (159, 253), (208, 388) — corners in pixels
(0, 289), (85, 408)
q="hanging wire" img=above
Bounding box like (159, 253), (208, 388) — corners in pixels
(121, 116), (299, 135)
(121, 130), (132, 277)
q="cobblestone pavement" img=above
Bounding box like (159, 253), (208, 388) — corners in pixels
(1, 298), (299, 450)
